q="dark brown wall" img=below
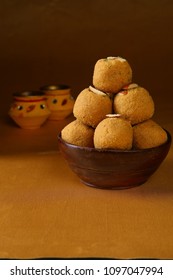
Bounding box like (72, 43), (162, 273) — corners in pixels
(1, 0), (173, 115)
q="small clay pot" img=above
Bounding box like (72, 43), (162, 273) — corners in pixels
(40, 84), (74, 120)
(9, 91), (51, 129)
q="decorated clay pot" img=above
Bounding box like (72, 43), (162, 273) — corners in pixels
(8, 91), (51, 129)
(40, 84), (74, 120)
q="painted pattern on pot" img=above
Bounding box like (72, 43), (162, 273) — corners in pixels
(40, 85), (74, 120)
(9, 91), (51, 129)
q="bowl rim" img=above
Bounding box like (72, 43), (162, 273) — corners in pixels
(40, 84), (70, 91)
(58, 129), (171, 153)
(13, 91), (45, 97)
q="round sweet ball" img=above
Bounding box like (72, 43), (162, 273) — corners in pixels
(92, 56), (132, 93)
(94, 115), (133, 149)
(61, 120), (94, 147)
(133, 119), (168, 149)
(114, 84), (155, 125)
(73, 86), (112, 128)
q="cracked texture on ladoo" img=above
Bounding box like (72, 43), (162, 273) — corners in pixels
(93, 56), (132, 93)
(73, 87), (112, 128)
(114, 86), (154, 125)
(133, 119), (168, 149)
(94, 117), (133, 149)
(61, 119), (94, 147)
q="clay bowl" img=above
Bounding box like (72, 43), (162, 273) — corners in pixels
(9, 91), (51, 129)
(40, 84), (74, 121)
(58, 130), (171, 190)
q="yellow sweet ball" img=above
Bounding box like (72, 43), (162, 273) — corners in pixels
(114, 84), (155, 125)
(93, 56), (132, 93)
(94, 115), (133, 150)
(73, 86), (112, 128)
(61, 119), (94, 147)
(133, 119), (168, 149)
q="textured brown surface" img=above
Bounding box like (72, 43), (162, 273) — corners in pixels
(93, 117), (133, 149)
(114, 86), (155, 124)
(73, 88), (112, 127)
(0, 0), (173, 259)
(93, 57), (132, 93)
(61, 119), (94, 147)
(133, 120), (168, 149)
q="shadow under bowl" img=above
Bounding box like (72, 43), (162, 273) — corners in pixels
(58, 130), (171, 190)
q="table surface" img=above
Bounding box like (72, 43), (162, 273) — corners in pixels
(0, 103), (173, 260)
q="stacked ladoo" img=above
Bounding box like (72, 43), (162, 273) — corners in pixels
(61, 56), (167, 149)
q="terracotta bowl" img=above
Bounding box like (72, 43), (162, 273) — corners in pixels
(58, 130), (171, 190)
(9, 91), (51, 129)
(40, 84), (74, 120)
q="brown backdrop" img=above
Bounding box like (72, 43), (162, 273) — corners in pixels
(0, 0), (173, 125)
(1, 0), (173, 117)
